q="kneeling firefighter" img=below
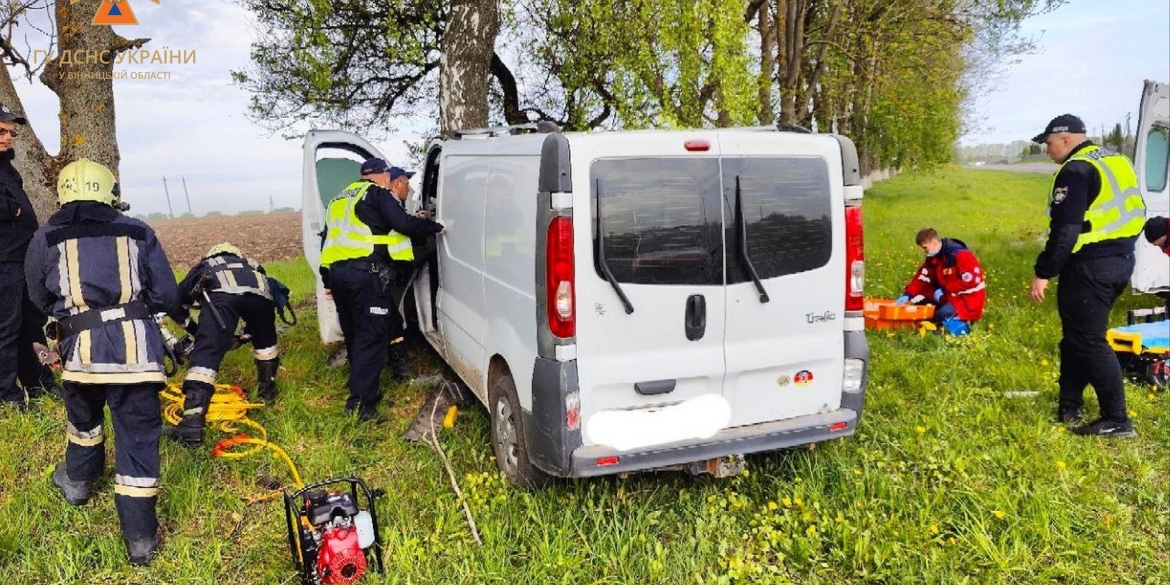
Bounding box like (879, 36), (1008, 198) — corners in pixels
(24, 159), (179, 565)
(165, 243), (280, 448)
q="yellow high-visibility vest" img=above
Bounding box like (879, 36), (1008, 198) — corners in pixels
(1050, 145), (1146, 253)
(320, 181), (413, 267)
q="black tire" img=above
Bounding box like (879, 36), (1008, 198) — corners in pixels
(489, 373), (551, 489)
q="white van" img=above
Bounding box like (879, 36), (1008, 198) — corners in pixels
(302, 125), (869, 487)
(1132, 79), (1170, 294)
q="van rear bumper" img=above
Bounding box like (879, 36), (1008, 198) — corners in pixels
(568, 408), (858, 477)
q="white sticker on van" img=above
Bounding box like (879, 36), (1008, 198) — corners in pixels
(584, 394), (732, 452)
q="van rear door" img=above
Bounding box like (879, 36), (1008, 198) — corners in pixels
(718, 132), (844, 427)
(572, 133), (729, 448)
(1132, 80), (1170, 293)
(301, 130), (387, 343)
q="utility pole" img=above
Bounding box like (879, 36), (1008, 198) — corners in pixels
(162, 176), (174, 219)
(181, 176), (192, 216)
(269, 194), (274, 213)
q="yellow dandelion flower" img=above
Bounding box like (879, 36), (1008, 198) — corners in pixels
(806, 524), (817, 536)
(929, 524), (939, 535)
(853, 468), (862, 476)
(794, 497), (803, 506)
(947, 537), (957, 546)
(795, 477), (802, 483)
(993, 510), (1006, 520)
(1056, 461), (1066, 469)
(1150, 393), (1156, 400)
(1128, 410), (1136, 418)
(916, 426), (927, 434)
(782, 497), (792, 507)
(767, 501), (778, 511)
(1041, 359), (1049, 366)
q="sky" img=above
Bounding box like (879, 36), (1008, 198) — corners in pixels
(961, 0), (1170, 145)
(9, 0), (1170, 216)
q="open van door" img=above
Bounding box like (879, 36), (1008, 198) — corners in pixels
(1132, 80), (1170, 294)
(301, 130), (387, 343)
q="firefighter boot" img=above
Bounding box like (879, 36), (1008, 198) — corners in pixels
(387, 341), (412, 382)
(164, 382), (213, 448)
(255, 358), (279, 405)
(51, 462), (92, 506)
(125, 532), (160, 566)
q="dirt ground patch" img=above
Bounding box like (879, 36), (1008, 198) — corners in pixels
(147, 212), (304, 268)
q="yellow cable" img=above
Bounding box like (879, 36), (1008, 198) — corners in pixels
(161, 382), (302, 489)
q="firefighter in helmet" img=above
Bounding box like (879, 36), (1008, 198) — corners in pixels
(24, 158), (179, 565)
(164, 242), (280, 448)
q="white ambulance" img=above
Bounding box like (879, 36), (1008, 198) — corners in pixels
(302, 125), (869, 487)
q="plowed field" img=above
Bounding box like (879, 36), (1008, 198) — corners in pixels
(147, 211), (303, 267)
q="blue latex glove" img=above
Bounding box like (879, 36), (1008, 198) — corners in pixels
(933, 288), (945, 302)
(895, 295), (910, 305)
(942, 317), (970, 336)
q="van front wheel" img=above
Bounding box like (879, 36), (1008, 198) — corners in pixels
(490, 373), (551, 489)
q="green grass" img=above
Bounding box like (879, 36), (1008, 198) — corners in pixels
(1, 167), (1167, 584)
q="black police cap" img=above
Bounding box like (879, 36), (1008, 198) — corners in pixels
(1032, 114), (1086, 144)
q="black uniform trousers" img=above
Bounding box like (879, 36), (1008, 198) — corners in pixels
(1056, 254), (1134, 421)
(329, 262), (394, 412)
(62, 381), (162, 540)
(0, 262), (54, 404)
(183, 291), (277, 407)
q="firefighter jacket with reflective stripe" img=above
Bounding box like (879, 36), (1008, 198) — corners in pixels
(320, 181), (413, 267)
(1053, 145), (1146, 253)
(902, 238), (986, 322)
(23, 202), (180, 384)
(171, 253), (272, 323)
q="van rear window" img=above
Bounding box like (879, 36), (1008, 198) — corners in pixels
(592, 158), (723, 285)
(722, 157), (832, 282)
(591, 156), (832, 286)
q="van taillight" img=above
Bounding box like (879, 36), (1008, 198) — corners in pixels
(547, 216), (575, 338)
(845, 205), (864, 311)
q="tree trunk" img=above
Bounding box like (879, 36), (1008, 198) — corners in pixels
(440, 0), (500, 134)
(2, 0), (146, 220)
(0, 62), (54, 222)
(756, 1), (775, 125)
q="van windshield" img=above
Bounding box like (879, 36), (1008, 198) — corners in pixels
(591, 156), (832, 286)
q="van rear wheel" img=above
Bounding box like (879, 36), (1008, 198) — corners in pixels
(490, 373), (551, 489)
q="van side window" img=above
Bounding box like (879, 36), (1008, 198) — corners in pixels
(722, 157), (833, 282)
(1145, 124), (1168, 192)
(592, 158), (723, 286)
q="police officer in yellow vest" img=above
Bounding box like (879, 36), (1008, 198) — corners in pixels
(320, 158), (445, 422)
(1029, 114), (1146, 438)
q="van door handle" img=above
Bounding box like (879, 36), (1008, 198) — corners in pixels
(635, 379), (676, 396)
(685, 294), (706, 341)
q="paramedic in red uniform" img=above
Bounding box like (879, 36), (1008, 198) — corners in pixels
(896, 228), (986, 334)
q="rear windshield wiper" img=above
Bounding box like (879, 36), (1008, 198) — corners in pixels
(735, 176), (770, 303)
(595, 179), (635, 314)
